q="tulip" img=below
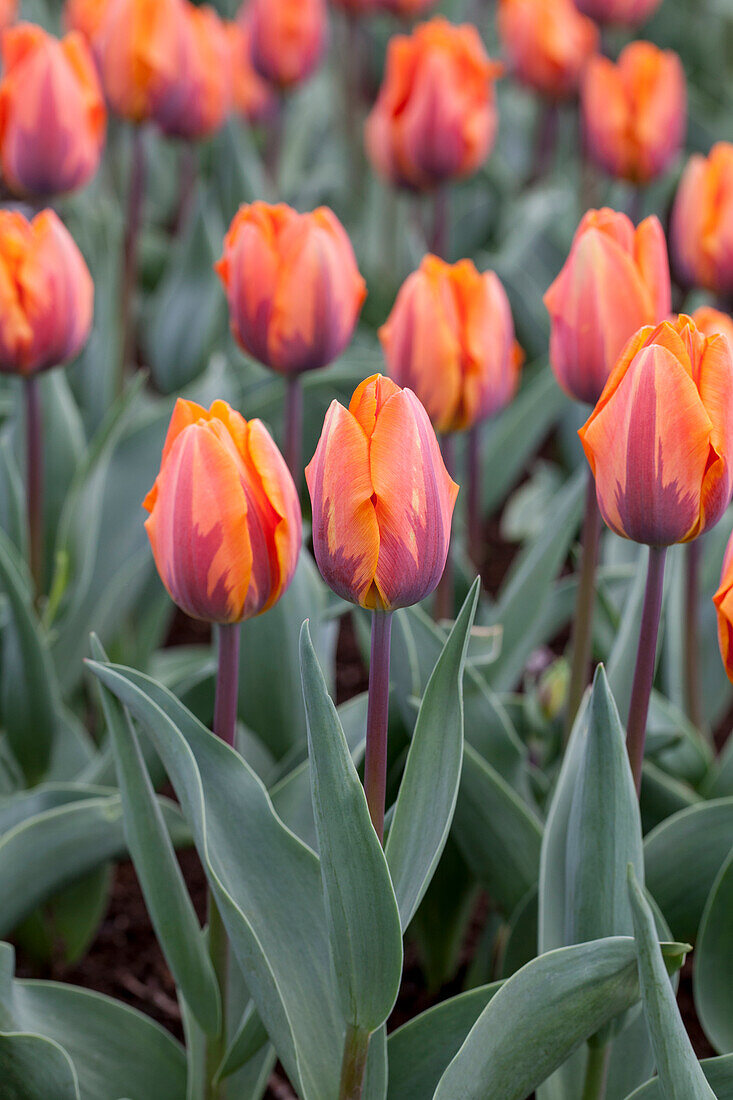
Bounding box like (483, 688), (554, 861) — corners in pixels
(582, 42), (686, 185)
(365, 18), (502, 192)
(0, 0), (16, 32)
(574, 0), (662, 25)
(714, 531), (733, 685)
(64, 0), (107, 42)
(497, 0), (598, 100)
(225, 20), (275, 125)
(0, 24), (106, 198)
(152, 3), (231, 141)
(544, 208), (671, 406)
(95, 0), (185, 123)
(240, 0), (327, 90)
(671, 142), (733, 296)
(143, 398), (302, 625)
(692, 306), (733, 352)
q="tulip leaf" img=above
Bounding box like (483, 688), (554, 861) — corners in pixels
(644, 797), (733, 943)
(627, 1054), (733, 1099)
(627, 865), (715, 1098)
(216, 1002), (269, 1082)
(433, 936), (689, 1100)
(387, 982), (503, 1100)
(90, 635), (221, 1038)
(386, 579), (479, 930)
(300, 621), (403, 1034)
(693, 844), (733, 1053)
(86, 660), (346, 1100)
(0, 1033), (80, 1100)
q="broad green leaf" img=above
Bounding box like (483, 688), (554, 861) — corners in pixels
(627, 865), (715, 1098)
(628, 1055), (733, 1099)
(0, 783), (114, 834)
(87, 661), (345, 1100)
(501, 887), (539, 978)
(0, 1033), (80, 1100)
(217, 1002), (269, 1082)
(694, 844), (733, 1053)
(387, 983), (503, 1100)
(91, 635), (221, 1038)
(644, 798), (733, 943)
(13, 865), (112, 968)
(300, 621), (402, 1033)
(433, 937), (688, 1100)
(386, 580), (479, 929)
(363, 1026), (388, 1100)
(453, 742), (542, 916)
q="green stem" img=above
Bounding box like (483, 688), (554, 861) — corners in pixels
(338, 1025), (370, 1100)
(283, 374), (303, 487)
(564, 468), (602, 740)
(581, 1043), (611, 1100)
(364, 611), (393, 843)
(626, 546), (667, 795)
(24, 373), (44, 600)
(119, 125), (146, 396)
(434, 433), (455, 622)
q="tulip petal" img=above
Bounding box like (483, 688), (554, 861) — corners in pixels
(245, 418), (302, 611)
(695, 333), (733, 535)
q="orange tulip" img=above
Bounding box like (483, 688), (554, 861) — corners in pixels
(0, 24), (106, 197)
(95, 0), (185, 122)
(240, 0), (327, 90)
(64, 0), (108, 42)
(582, 42), (686, 185)
(0, 0), (16, 32)
(574, 0), (661, 25)
(216, 202), (366, 376)
(152, 3), (231, 140)
(579, 314), (733, 546)
(692, 306), (733, 354)
(544, 208), (671, 405)
(672, 143), (733, 296)
(497, 0), (598, 100)
(225, 20), (275, 124)
(365, 18), (502, 192)
(713, 531), (733, 684)
(0, 210), (93, 377)
(380, 255), (522, 433)
(306, 374), (458, 610)
(143, 398), (301, 623)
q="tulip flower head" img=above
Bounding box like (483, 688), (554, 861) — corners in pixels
(365, 18), (502, 192)
(240, 0), (327, 90)
(692, 306), (733, 354)
(574, 0), (662, 26)
(582, 42), (686, 185)
(226, 20), (275, 124)
(0, 23), (106, 198)
(307, 375), (458, 610)
(143, 399), (302, 623)
(0, 0), (16, 32)
(672, 142), (733, 296)
(380, 256), (522, 434)
(216, 202), (366, 376)
(64, 0), (108, 43)
(497, 0), (599, 100)
(714, 531), (733, 684)
(0, 210), (93, 377)
(95, 0), (185, 122)
(579, 314), (733, 546)
(152, 3), (231, 141)
(544, 208), (671, 405)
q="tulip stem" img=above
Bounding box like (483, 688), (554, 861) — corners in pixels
(364, 610), (393, 843)
(627, 546), (667, 795)
(119, 125), (146, 397)
(338, 1024), (370, 1100)
(284, 375), (303, 485)
(581, 1043), (610, 1100)
(467, 424), (483, 568)
(684, 538), (704, 732)
(431, 186), (448, 259)
(434, 433), (455, 622)
(214, 623), (241, 750)
(24, 374), (44, 600)
(564, 469), (602, 740)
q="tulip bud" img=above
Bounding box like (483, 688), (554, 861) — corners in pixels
(0, 24), (106, 198)
(574, 0), (661, 25)
(306, 374), (458, 610)
(671, 143), (733, 296)
(380, 255), (522, 433)
(0, 210), (93, 377)
(582, 42), (686, 185)
(714, 531), (733, 684)
(240, 0), (327, 90)
(579, 314), (733, 546)
(544, 208), (671, 405)
(0, 0), (16, 32)
(143, 398), (302, 623)
(95, 0), (185, 123)
(497, 0), (598, 100)
(366, 18), (502, 191)
(215, 202), (366, 376)
(152, 3), (231, 141)
(692, 306), (733, 354)
(64, 0), (107, 42)
(225, 20), (275, 125)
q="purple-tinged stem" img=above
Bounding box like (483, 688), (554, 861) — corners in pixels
(684, 538), (703, 732)
(214, 622), (241, 749)
(284, 375), (303, 486)
(431, 187), (448, 259)
(467, 424), (483, 568)
(338, 1024), (370, 1100)
(627, 546), (667, 795)
(564, 468), (603, 740)
(119, 126), (147, 396)
(364, 610), (393, 844)
(24, 374), (44, 599)
(434, 433), (455, 622)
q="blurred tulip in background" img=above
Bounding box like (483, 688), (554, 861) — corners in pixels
(672, 141), (733, 296)
(95, 0), (185, 123)
(573, 0), (662, 25)
(241, 0), (328, 90)
(225, 19), (275, 125)
(152, 3), (231, 141)
(497, 0), (598, 100)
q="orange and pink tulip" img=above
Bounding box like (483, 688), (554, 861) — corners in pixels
(365, 18), (502, 191)
(0, 0), (16, 31)
(143, 398), (301, 624)
(579, 314), (733, 547)
(240, 0), (327, 90)
(64, 0), (108, 42)
(0, 210), (93, 377)
(692, 306), (733, 353)
(95, 0), (185, 122)
(714, 532), (733, 684)
(544, 208), (671, 405)
(380, 255), (522, 434)
(582, 42), (686, 184)
(216, 202), (366, 376)
(574, 0), (662, 24)
(672, 142), (733, 296)
(152, 2), (231, 141)
(306, 374), (458, 610)
(0, 23), (106, 197)
(497, 0), (598, 100)
(226, 20), (275, 124)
